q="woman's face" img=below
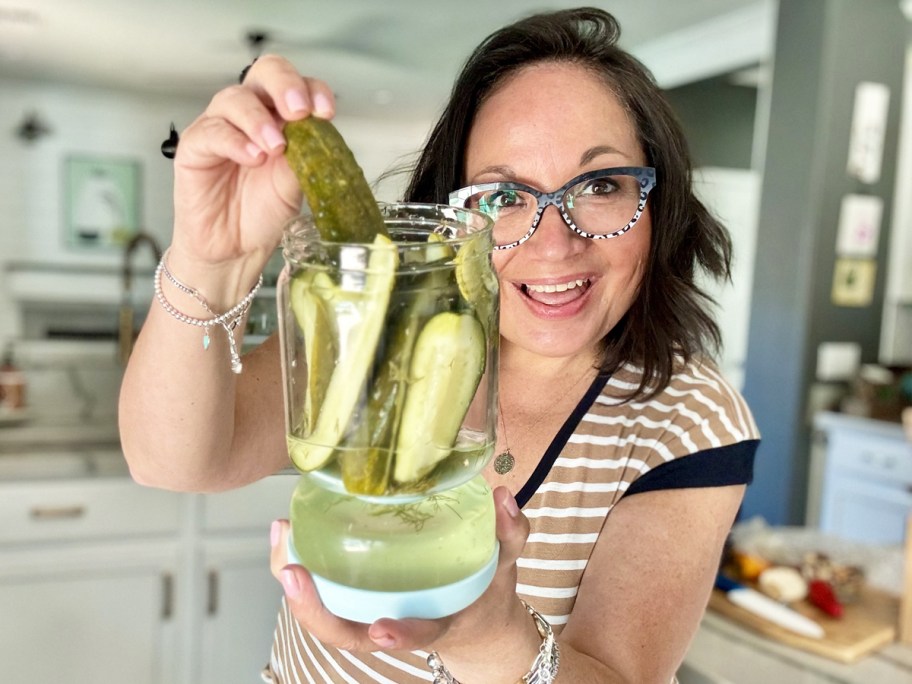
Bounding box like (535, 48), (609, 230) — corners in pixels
(465, 62), (652, 362)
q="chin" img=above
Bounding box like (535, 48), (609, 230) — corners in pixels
(502, 326), (605, 361)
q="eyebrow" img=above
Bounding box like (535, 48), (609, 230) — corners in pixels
(468, 165), (517, 183)
(579, 145), (627, 166)
(470, 145), (632, 184)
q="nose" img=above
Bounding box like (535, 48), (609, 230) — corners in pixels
(526, 204), (581, 258)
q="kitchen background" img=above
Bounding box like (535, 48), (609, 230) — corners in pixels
(1, 0), (911, 683)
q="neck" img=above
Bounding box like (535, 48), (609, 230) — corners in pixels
(497, 341), (599, 416)
(498, 340), (599, 384)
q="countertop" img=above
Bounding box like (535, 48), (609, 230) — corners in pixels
(685, 610), (912, 683)
(814, 411), (908, 441)
(0, 414), (127, 481)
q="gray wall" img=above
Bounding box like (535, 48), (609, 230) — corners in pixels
(740, 0), (906, 525)
(665, 75), (758, 170)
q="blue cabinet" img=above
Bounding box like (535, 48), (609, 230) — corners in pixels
(812, 412), (912, 545)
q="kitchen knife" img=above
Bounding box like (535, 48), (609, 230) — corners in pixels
(715, 574), (826, 639)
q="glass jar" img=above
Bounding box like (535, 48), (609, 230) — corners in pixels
(277, 203), (499, 502)
(287, 473), (497, 622)
(277, 203), (500, 621)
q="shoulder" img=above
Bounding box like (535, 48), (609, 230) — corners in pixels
(592, 357), (760, 458)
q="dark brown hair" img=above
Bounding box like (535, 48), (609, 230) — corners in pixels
(404, 7), (732, 399)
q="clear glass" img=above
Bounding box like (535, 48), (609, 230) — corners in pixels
(290, 473), (496, 592)
(448, 166), (657, 249)
(277, 203), (499, 503)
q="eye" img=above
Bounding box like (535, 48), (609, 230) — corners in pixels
(478, 189), (526, 216)
(578, 178), (620, 196)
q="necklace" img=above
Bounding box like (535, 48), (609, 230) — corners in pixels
(493, 408), (516, 474)
(493, 366), (596, 475)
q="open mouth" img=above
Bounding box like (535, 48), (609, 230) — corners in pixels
(519, 278), (592, 306)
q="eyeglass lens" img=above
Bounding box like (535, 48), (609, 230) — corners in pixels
(465, 173), (645, 247)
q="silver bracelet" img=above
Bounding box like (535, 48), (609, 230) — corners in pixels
(153, 250), (263, 374)
(427, 600), (560, 684)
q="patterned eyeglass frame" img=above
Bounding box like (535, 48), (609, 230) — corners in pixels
(449, 166), (657, 250)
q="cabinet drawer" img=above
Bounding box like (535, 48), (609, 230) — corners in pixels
(0, 479), (182, 544)
(827, 429), (912, 485)
(201, 474), (299, 532)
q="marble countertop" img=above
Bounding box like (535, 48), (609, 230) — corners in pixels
(0, 414), (127, 481)
(685, 610), (912, 684)
(0, 413), (120, 449)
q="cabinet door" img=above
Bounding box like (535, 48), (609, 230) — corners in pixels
(0, 549), (176, 684)
(819, 477), (912, 544)
(199, 540), (285, 684)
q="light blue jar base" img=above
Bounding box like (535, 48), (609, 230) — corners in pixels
(287, 535), (499, 624)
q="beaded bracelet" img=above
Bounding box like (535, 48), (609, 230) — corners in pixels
(153, 251), (263, 374)
(426, 600), (560, 684)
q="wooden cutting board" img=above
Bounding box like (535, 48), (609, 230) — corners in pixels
(708, 584), (900, 663)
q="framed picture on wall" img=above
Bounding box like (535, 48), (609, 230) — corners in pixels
(64, 155), (141, 249)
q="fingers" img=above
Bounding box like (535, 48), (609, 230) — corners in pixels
(178, 55), (335, 167)
(270, 519), (376, 651)
(269, 519), (291, 578)
(244, 54), (336, 120)
(493, 486), (529, 570)
(368, 615), (449, 651)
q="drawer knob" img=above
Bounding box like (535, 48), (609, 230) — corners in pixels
(29, 505), (86, 520)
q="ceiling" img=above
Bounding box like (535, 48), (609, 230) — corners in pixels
(0, 0), (764, 120)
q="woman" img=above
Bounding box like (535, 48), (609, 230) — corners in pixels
(120, 8), (759, 683)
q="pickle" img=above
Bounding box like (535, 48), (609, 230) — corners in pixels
(454, 231), (498, 336)
(284, 117), (387, 243)
(337, 236), (460, 495)
(289, 270), (337, 431)
(393, 311), (486, 484)
(287, 235), (398, 472)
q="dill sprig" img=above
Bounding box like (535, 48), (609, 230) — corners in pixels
(368, 493), (463, 532)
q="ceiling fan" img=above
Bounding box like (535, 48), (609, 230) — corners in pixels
(229, 16), (407, 68)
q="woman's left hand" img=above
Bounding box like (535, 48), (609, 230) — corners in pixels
(269, 485), (531, 653)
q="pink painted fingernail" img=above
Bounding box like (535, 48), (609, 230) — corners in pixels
(503, 494), (520, 518)
(262, 123), (285, 150)
(285, 89), (309, 114)
(281, 568), (301, 599)
(370, 632), (397, 649)
(270, 520), (280, 548)
(313, 92), (333, 118)
(246, 142), (264, 159)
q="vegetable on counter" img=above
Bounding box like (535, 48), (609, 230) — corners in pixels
(807, 579), (844, 618)
(758, 566), (808, 604)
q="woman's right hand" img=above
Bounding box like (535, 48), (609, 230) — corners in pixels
(167, 55), (335, 306)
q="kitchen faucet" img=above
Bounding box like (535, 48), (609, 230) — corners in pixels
(119, 232), (163, 364)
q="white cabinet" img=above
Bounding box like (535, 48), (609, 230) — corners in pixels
(810, 412), (912, 545)
(0, 472), (300, 684)
(0, 479), (182, 684)
(198, 539), (285, 683)
(195, 475), (298, 684)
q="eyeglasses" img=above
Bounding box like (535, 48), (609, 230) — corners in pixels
(449, 167), (656, 250)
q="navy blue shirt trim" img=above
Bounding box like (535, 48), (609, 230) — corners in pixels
(515, 372), (612, 508)
(622, 439), (759, 498)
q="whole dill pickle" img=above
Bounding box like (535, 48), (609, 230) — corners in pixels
(283, 117), (387, 243)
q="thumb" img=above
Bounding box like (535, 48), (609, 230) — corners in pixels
(492, 486), (529, 567)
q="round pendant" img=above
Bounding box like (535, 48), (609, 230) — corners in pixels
(493, 450), (515, 475)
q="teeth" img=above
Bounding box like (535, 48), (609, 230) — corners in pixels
(525, 279), (587, 294)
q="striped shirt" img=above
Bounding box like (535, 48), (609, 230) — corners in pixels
(263, 358), (759, 683)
